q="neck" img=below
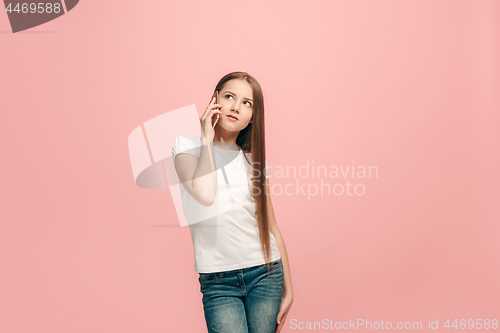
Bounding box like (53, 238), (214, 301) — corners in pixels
(212, 128), (240, 150)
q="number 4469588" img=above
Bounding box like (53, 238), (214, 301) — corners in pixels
(5, 3), (62, 14)
(444, 319), (498, 329)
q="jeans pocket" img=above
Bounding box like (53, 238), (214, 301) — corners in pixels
(271, 258), (282, 268)
(199, 273), (218, 284)
(269, 259), (283, 278)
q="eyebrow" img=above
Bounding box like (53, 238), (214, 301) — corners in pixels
(223, 90), (253, 102)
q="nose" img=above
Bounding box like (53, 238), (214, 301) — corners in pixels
(231, 102), (239, 113)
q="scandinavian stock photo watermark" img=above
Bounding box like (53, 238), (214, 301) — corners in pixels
(288, 318), (499, 330)
(160, 153), (380, 227)
(252, 160), (379, 200)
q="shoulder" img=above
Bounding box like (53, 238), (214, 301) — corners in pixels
(172, 135), (201, 158)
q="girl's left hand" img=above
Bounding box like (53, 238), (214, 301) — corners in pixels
(275, 292), (293, 332)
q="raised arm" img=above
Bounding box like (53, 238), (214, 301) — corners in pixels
(173, 93), (223, 206)
(174, 136), (218, 207)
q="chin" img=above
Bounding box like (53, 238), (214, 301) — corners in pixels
(219, 124), (241, 132)
(220, 121), (245, 130)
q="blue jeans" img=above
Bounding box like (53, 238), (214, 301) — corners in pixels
(198, 258), (284, 333)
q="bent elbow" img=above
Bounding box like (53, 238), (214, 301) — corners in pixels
(183, 182), (215, 207)
(198, 192), (215, 207)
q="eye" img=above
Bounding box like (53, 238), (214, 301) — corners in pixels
(225, 94), (252, 107)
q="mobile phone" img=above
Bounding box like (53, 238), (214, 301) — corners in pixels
(213, 90), (220, 128)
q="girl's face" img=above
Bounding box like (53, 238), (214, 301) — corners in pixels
(217, 79), (254, 132)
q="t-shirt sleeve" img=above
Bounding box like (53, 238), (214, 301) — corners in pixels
(171, 135), (201, 161)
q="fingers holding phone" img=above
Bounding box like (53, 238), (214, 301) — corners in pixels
(200, 91), (222, 142)
(213, 90), (220, 128)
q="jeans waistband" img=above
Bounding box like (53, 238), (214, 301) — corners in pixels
(203, 258), (282, 277)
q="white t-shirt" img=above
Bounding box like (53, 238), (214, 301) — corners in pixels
(171, 135), (281, 273)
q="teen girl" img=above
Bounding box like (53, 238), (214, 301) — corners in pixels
(172, 72), (293, 333)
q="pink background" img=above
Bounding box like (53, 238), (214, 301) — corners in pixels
(1, 0), (499, 332)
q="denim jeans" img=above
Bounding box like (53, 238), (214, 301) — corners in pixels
(198, 258), (284, 333)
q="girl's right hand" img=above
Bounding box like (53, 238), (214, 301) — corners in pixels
(200, 94), (222, 142)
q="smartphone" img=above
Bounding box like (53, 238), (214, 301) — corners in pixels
(213, 90), (220, 128)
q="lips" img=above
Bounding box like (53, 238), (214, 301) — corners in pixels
(227, 115), (239, 121)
